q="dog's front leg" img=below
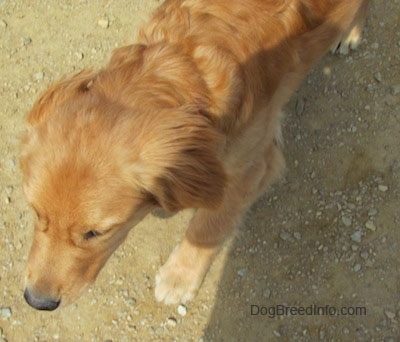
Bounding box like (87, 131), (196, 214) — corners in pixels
(155, 143), (284, 304)
(154, 200), (244, 305)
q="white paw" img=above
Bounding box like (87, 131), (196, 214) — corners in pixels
(155, 265), (199, 304)
(332, 25), (363, 55)
(154, 242), (213, 304)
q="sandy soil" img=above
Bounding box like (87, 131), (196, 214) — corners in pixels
(0, 0), (399, 341)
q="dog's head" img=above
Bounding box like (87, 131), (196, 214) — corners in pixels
(20, 72), (225, 310)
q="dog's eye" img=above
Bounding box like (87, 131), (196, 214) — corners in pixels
(83, 230), (102, 240)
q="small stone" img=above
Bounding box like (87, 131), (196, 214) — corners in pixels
(295, 98), (305, 115)
(5, 185), (13, 195)
(342, 327), (350, 334)
(75, 52), (84, 60)
(368, 208), (378, 216)
(378, 185), (388, 192)
(371, 42), (379, 49)
(360, 251), (369, 260)
(351, 230), (362, 243)
(353, 263), (361, 272)
(126, 298), (136, 307)
(167, 317), (177, 327)
(263, 288), (271, 298)
(391, 84), (400, 95)
(33, 71), (44, 81)
(237, 268), (246, 277)
(22, 37), (32, 46)
(0, 19), (7, 28)
(98, 18), (109, 29)
(374, 72), (382, 82)
(0, 307), (11, 319)
(273, 330), (281, 337)
(365, 221), (376, 231)
(177, 304), (187, 316)
(279, 231), (291, 241)
(341, 216), (352, 227)
(385, 311), (396, 320)
(293, 232), (301, 240)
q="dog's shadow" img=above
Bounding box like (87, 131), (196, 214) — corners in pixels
(202, 22), (377, 342)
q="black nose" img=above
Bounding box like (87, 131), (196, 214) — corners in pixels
(24, 288), (60, 311)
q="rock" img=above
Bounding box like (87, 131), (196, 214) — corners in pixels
(177, 304), (187, 316)
(353, 264), (361, 272)
(351, 230), (362, 243)
(263, 288), (271, 298)
(98, 18), (109, 29)
(0, 307), (11, 319)
(0, 19), (6, 28)
(383, 338), (394, 342)
(22, 37), (32, 46)
(341, 216), (352, 227)
(378, 185), (388, 192)
(167, 317), (177, 327)
(33, 71), (44, 81)
(295, 98), (305, 115)
(273, 330), (281, 337)
(384, 310), (396, 320)
(391, 84), (400, 95)
(237, 268), (246, 277)
(293, 232), (302, 240)
(374, 72), (382, 82)
(360, 251), (369, 260)
(365, 221), (376, 231)
(75, 52), (84, 60)
(371, 42), (379, 49)
(279, 231), (291, 241)
(368, 208), (378, 216)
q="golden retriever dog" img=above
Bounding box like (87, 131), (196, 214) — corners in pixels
(20, 0), (369, 310)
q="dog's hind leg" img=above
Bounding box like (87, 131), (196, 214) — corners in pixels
(332, 0), (369, 55)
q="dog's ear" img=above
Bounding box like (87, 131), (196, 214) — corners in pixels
(137, 109), (226, 212)
(27, 70), (97, 125)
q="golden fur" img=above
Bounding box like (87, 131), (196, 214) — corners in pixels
(20, 0), (369, 309)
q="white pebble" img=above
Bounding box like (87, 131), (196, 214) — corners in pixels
(351, 231), (362, 243)
(365, 221), (376, 231)
(378, 185), (388, 192)
(385, 310), (396, 320)
(341, 216), (352, 227)
(177, 304), (187, 316)
(167, 317), (177, 327)
(0, 307), (11, 319)
(237, 268), (246, 277)
(98, 18), (109, 29)
(33, 71), (44, 81)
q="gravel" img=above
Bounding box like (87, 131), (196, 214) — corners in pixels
(0, 308), (11, 320)
(0, 0), (398, 341)
(177, 304), (187, 316)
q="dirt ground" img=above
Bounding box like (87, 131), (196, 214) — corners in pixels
(0, 0), (399, 341)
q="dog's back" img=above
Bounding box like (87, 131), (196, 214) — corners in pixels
(135, 0), (368, 133)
